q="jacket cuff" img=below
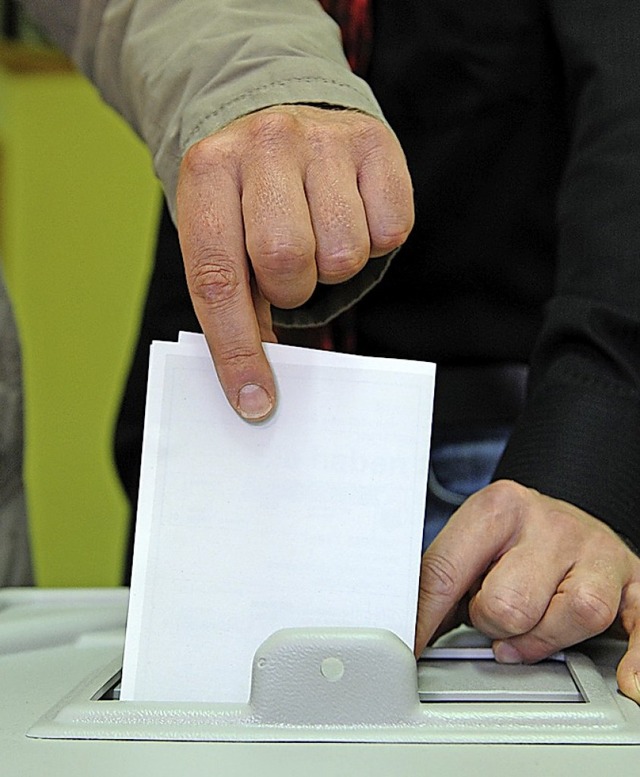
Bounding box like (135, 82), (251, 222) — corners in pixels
(494, 375), (640, 549)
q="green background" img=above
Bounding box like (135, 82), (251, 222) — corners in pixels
(0, 44), (161, 586)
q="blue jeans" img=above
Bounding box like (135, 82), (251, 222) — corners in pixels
(422, 424), (512, 551)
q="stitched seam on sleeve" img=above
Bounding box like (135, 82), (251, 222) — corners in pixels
(184, 76), (376, 147)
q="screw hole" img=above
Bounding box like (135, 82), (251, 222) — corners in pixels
(321, 657), (345, 682)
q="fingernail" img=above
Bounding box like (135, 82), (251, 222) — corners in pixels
(493, 641), (523, 664)
(237, 383), (273, 420)
(635, 671), (640, 696)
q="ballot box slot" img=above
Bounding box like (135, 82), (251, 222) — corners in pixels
(417, 648), (584, 703)
(27, 629), (640, 745)
(417, 647), (584, 703)
(94, 650), (584, 705)
(92, 672), (121, 702)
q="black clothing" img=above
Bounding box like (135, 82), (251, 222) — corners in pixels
(356, 0), (640, 545)
(116, 0), (640, 564)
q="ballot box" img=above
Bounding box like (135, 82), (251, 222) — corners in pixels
(2, 588), (639, 776)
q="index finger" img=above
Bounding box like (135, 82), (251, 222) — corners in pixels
(177, 150), (275, 421)
(415, 481), (525, 653)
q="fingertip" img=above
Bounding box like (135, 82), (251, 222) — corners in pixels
(236, 383), (275, 421)
(617, 671), (640, 704)
(616, 658), (640, 704)
(493, 640), (524, 664)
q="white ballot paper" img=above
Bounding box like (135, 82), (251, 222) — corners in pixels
(121, 333), (436, 703)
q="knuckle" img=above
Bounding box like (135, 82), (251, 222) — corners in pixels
(251, 237), (313, 278)
(181, 136), (232, 180)
(244, 110), (300, 149)
(318, 245), (369, 281)
(306, 120), (338, 154)
(189, 257), (242, 306)
(215, 343), (260, 369)
(421, 552), (459, 599)
(567, 586), (616, 634)
(468, 480), (530, 528)
(481, 589), (542, 635)
(353, 115), (394, 151)
(482, 479), (529, 508)
(372, 223), (413, 254)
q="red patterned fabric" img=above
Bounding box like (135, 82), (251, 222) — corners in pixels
(319, 0), (373, 76)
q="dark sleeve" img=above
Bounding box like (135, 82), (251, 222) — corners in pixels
(494, 0), (640, 548)
(16, 0), (83, 52)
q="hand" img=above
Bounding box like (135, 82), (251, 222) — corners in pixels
(176, 105), (414, 420)
(415, 480), (640, 702)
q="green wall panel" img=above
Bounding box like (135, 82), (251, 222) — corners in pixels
(0, 44), (161, 586)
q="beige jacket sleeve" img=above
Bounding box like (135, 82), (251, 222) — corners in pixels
(21, 0), (384, 215)
(19, 0), (393, 326)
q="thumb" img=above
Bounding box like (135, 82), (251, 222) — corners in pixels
(615, 582), (640, 703)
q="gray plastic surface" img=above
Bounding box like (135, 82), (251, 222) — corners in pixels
(27, 626), (640, 744)
(3, 588), (640, 777)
